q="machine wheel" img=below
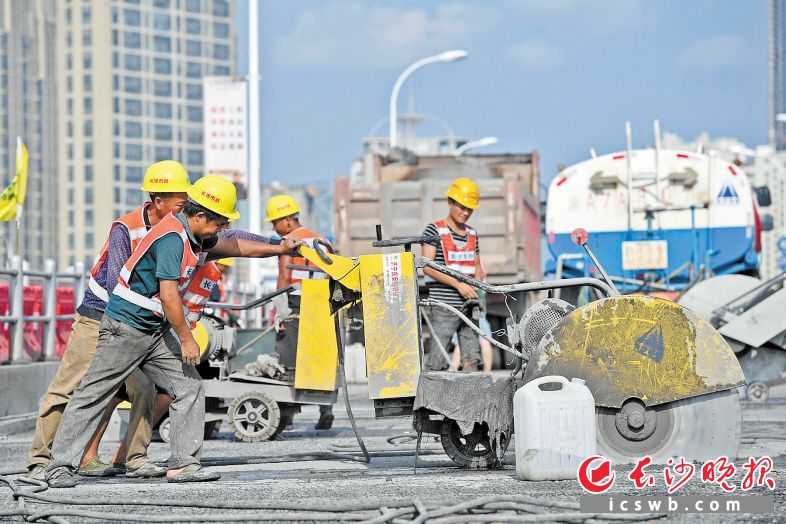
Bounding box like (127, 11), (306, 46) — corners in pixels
(596, 389), (741, 464)
(158, 416), (171, 443)
(228, 391), (281, 442)
(440, 418), (508, 469)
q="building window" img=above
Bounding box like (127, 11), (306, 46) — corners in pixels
(154, 58), (171, 74)
(186, 62), (201, 78)
(84, 119), (92, 136)
(185, 0), (200, 13)
(126, 144), (143, 161)
(82, 29), (91, 47)
(67, 210), (74, 224)
(67, 165), (74, 182)
(126, 121), (143, 138)
(82, 6), (91, 23)
(112, 75), (120, 90)
(84, 143), (93, 159)
(125, 54), (142, 71)
(112, 30), (118, 46)
(85, 165), (94, 182)
(126, 166), (144, 184)
(83, 97), (92, 113)
(185, 19), (200, 35)
(213, 0), (229, 16)
(85, 232), (94, 247)
(154, 124), (173, 141)
(186, 106), (202, 122)
(187, 128), (202, 144)
(153, 80), (171, 96)
(125, 31), (141, 49)
(83, 53), (91, 69)
(68, 188), (74, 204)
(113, 97), (120, 113)
(65, 7), (71, 24)
(213, 22), (229, 38)
(154, 102), (172, 119)
(124, 9), (141, 26)
(66, 32), (72, 48)
(66, 121), (73, 137)
(125, 99), (142, 116)
(66, 98), (73, 115)
(114, 187), (121, 204)
(155, 146), (174, 160)
(213, 44), (229, 60)
(85, 209), (93, 226)
(125, 76), (142, 93)
(85, 187), (94, 204)
(112, 52), (119, 68)
(66, 76), (72, 92)
(154, 0), (170, 7)
(213, 65), (230, 75)
(186, 84), (201, 100)
(153, 13), (170, 30)
(66, 54), (72, 70)
(186, 150), (202, 165)
(185, 40), (201, 57)
(153, 36), (171, 53)
(83, 74), (92, 91)
(67, 143), (73, 160)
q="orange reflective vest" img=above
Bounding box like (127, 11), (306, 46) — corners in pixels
(285, 227), (329, 295)
(112, 213), (202, 317)
(425, 219), (477, 282)
(181, 261), (222, 327)
(88, 203), (150, 302)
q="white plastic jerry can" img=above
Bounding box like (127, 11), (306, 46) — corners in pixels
(514, 376), (596, 481)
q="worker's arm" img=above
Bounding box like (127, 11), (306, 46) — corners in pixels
(277, 254), (292, 289)
(103, 225), (133, 296)
(206, 230), (274, 261)
(205, 235), (302, 257)
(159, 279), (200, 365)
(422, 243), (478, 300)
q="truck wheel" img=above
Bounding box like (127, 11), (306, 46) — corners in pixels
(228, 391), (281, 442)
(440, 418), (508, 469)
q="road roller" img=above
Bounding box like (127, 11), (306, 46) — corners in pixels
(295, 227), (746, 467)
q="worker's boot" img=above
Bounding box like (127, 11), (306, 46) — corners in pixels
(462, 360), (479, 373)
(315, 406), (334, 430)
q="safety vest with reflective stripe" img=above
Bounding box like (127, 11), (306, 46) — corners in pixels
(285, 227), (329, 295)
(112, 213), (201, 317)
(425, 219), (477, 282)
(88, 203), (150, 303)
(181, 261), (222, 327)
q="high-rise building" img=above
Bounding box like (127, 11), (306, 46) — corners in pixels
(57, 0), (234, 267)
(0, 0), (58, 268)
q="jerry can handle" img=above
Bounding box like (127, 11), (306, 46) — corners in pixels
(527, 375), (570, 392)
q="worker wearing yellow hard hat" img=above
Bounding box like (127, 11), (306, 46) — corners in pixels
(266, 194), (336, 431)
(421, 177), (491, 373)
(28, 160), (194, 482)
(42, 175), (303, 488)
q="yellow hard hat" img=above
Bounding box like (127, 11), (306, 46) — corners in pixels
(216, 257), (234, 267)
(192, 322), (210, 358)
(265, 194), (300, 222)
(187, 175), (241, 221)
(445, 177), (480, 209)
(141, 160), (191, 193)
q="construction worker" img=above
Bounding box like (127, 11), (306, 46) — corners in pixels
(267, 194), (335, 431)
(26, 161), (191, 480)
(44, 175), (302, 488)
(421, 177), (483, 372)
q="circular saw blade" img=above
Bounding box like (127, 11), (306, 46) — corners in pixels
(596, 389), (741, 464)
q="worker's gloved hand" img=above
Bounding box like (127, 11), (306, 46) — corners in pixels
(278, 237), (303, 255)
(272, 292), (292, 332)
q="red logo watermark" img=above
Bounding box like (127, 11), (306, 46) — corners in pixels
(578, 455), (776, 494)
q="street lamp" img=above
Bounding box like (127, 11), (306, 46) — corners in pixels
(453, 136), (499, 157)
(389, 50), (468, 149)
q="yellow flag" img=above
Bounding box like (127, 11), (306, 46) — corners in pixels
(0, 137), (29, 221)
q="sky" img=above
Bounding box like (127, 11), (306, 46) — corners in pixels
(235, 0), (769, 187)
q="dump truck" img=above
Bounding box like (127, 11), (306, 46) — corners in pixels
(334, 152), (542, 366)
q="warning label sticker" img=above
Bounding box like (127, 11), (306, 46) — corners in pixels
(382, 253), (404, 325)
(716, 183), (740, 205)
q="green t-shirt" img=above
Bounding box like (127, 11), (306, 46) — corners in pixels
(104, 233), (187, 333)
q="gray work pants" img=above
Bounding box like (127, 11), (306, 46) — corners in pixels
(48, 316), (205, 472)
(424, 306), (481, 372)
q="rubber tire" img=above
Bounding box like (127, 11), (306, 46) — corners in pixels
(440, 418), (508, 469)
(203, 398), (221, 440)
(158, 416), (171, 443)
(228, 391), (281, 443)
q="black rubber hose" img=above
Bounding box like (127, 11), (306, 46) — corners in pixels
(336, 315), (370, 463)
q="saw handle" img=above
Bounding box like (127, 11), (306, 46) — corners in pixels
(312, 238), (334, 265)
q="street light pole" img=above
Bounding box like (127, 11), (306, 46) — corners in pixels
(389, 50), (468, 149)
(248, 0), (261, 323)
(453, 136), (499, 157)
